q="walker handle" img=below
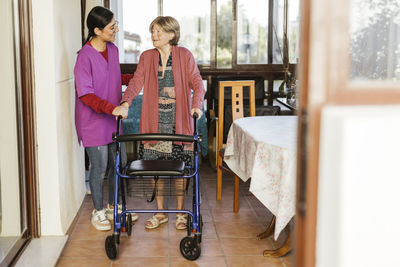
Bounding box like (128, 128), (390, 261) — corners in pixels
(193, 112), (199, 135)
(113, 116), (122, 140)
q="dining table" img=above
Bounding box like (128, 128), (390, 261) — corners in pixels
(223, 115), (298, 243)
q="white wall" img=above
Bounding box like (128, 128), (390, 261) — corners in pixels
(32, 0), (86, 235)
(83, 0), (105, 38)
(0, 0), (21, 236)
(317, 105), (400, 267)
(109, 0), (125, 62)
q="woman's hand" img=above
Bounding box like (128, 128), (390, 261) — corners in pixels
(190, 108), (203, 119)
(112, 104), (129, 119)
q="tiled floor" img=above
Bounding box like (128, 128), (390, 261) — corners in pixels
(56, 160), (293, 267)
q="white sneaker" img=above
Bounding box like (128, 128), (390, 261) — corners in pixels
(91, 209), (111, 231)
(106, 204), (138, 222)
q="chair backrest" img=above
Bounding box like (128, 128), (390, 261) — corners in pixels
(211, 76), (265, 108)
(217, 80), (256, 154)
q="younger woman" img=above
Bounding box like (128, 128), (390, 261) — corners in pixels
(74, 6), (137, 231)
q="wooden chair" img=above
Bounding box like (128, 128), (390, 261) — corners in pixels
(215, 80), (256, 212)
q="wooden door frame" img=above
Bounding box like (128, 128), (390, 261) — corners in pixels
(18, 0), (39, 239)
(295, 0), (400, 266)
(2, 0), (38, 265)
(295, 0), (314, 265)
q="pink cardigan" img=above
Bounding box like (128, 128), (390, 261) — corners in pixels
(122, 46), (205, 136)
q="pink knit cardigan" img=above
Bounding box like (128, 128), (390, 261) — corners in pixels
(122, 45), (205, 136)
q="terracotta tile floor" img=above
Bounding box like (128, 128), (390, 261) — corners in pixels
(56, 160), (293, 267)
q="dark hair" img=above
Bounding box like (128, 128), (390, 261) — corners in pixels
(83, 6), (114, 45)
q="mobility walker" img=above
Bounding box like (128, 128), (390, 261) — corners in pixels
(105, 114), (203, 261)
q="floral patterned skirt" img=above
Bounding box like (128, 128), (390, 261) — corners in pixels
(139, 102), (193, 167)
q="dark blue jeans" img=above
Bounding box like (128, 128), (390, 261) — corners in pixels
(86, 143), (126, 211)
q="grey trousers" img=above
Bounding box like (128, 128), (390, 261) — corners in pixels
(86, 143), (126, 211)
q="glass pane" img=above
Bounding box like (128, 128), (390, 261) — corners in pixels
(264, 80), (269, 105)
(164, 0), (210, 65)
(273, 1), (284, 63)
(288, 0), (300, 63)
(110, 0), (158, 63)
(237, 0), (268, 64)
(217, 0), (232, 68)
(274, 80), (284, 93)
(350, 0), (400, 81)
(0, 0), (25, 263)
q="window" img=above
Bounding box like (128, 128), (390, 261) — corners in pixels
(237, 0), (269, 64)
(107, 0), (300, 106)
(111, 0), (157, 63)
(108, 0), (299, 68)
(164, 0), (211, 65)
(288, 0), (300, 63)
(217, 0), (233, 68)
(272, 0), (300, 64)
(350, 0), (400, 81)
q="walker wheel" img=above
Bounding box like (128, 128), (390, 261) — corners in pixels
(199, 215), (203, 233)
(126, 213), (133, 236)
(180, 236), (201, 260)
(198, 215), (203, 243)
(186, 215), (192, 236)
(105, 235), (118, 259)
(116, 230), (121, 244)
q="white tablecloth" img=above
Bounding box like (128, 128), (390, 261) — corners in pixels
(224, 116), (297, 240)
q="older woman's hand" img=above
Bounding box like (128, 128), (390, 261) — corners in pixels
(112, 104), (129, 119)
(190, 108), (203, 119)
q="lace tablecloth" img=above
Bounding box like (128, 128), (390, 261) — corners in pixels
(224, 116), (297, 240)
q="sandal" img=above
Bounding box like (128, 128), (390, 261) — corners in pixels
(105, 204), (139, 222)
(176, 214), (188, 230)
(145, 213), (168, 229)
(130, 213), (139, 222)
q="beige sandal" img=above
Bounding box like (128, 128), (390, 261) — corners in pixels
(145, 213), (168, 229)
(176, 214), (188, 230)
(131, 213), (139, 222)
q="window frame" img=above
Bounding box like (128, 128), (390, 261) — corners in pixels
(105, 0), (297, 106)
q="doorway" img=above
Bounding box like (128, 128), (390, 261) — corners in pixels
(0, 0), (38, 265)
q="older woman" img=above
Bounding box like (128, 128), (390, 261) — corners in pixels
(113, 16), (205, 230)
